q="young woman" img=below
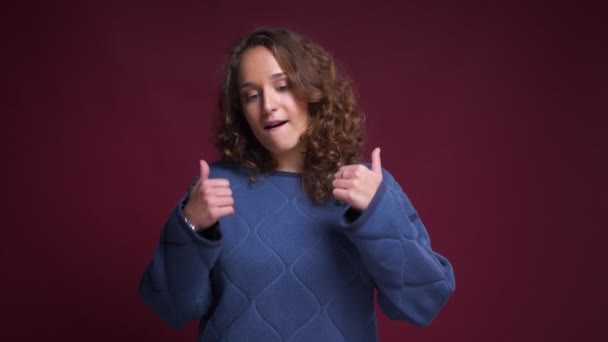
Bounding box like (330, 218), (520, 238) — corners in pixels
(139, 27), (455, 341)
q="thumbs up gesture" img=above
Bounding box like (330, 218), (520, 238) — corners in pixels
(183, 160), (235, 230)
(332, 147), (383, 212)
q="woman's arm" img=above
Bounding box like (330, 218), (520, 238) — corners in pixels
(340, 169), (455, 327)
(138, 188), (223, 329)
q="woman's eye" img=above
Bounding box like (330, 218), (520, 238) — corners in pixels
(276, 84), (289, 92)
(245, 93), (259, 102)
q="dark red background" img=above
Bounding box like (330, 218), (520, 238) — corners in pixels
(5, 0), (606, 341)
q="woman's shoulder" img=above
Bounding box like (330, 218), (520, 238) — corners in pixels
(208, 160), (251, 187)
(358, 162), (399, 186)
(209, 160), (246, 177)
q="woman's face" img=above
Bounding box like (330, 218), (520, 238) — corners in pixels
(238, 46), (309, 168)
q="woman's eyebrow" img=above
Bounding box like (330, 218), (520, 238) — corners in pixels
(270, 72), (286, 79)
(240, 72), (287, 89)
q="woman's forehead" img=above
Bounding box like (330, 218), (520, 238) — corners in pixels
(238, 47), (286, 84)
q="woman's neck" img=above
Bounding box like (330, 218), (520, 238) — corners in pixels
(273, 150), (305, 173)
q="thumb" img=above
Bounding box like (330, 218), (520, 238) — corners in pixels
(371, 147), (382, 174)
(200, 160), (210, 181)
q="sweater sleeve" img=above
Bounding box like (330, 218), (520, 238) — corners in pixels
(340, 169), (455, 327)
(138, 185), (223, 329)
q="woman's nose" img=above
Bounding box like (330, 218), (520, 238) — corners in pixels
(263, 91), (278, 114)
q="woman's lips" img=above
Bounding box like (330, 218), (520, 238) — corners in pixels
(264, 120), (288, 130)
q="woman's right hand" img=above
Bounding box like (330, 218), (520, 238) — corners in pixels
(183, 160), (234, 230)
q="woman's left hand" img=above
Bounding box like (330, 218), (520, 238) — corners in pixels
(332, 147), (383, 212)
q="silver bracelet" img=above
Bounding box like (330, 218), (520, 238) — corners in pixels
(181, 202), (197, 230)
(184, 215), (197, 231)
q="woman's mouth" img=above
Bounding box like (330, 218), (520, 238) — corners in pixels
(264, 120), (288, 130)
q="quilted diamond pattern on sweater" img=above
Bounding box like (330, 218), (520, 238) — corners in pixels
(139, 162), (455, 341)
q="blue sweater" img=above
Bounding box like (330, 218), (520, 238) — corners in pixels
(139, 161), (455, 341)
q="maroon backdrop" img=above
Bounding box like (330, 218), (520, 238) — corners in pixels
(6, 0), (606, 341)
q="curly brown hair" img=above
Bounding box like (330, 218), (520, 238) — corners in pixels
(215, 27), (364, 203)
